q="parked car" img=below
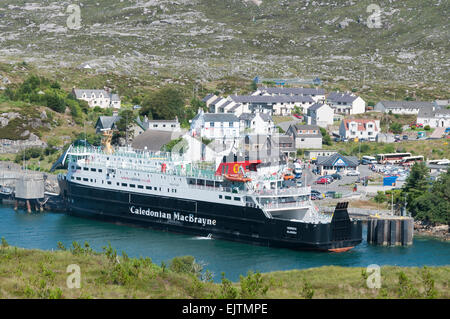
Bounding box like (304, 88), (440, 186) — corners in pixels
(315, 177), (330, 184)
(402, 135), (408, 140)
(325, 191), (336, 198)
(311, 190), (324, 198)
(293, 114), (303, 119)
(346, 170), (360, 176)
(296, 179), (303, 187)
(331, 173), (342, 180)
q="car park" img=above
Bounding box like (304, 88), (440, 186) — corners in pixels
(311, 190), (324, 198)
(325, 191), (336, 198)
(346, 170), (360, 176)
(315, 177), (330, 184)
(331, 173), (342, 180)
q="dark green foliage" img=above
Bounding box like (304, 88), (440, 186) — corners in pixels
(300, 278), (315, 299)
(140, 87), (185, 122)
(14, 147), (43, 164)
(424, 125), (431, 131)
(218, 272), (239, 299)
(320, 127), (332, 146)
(421, 266), (438, 298)
(397, 271), (419, 298)
(405, 169), (450, 224)
(390, 122), (403, 134)
(239, 271), (268, 298)
(162, 137), (184, 152)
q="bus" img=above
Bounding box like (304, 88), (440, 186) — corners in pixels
(361, 156), (377, 165)
(376, 153), (412, 164)
(400, 156), (424, 166)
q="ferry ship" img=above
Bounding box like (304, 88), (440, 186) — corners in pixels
(57, 134), (362, 252)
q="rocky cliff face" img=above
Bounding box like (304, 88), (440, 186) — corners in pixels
(0, 0), (448, 83)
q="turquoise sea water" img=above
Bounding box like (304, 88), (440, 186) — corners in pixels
(0, 205), (449, 281)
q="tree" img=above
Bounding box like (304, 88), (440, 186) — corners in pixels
(319, 127), (331, 146)
(390, 122), (403, 134)
(140, 87), (185, 122)
(402, 162), (430, 217)
(114, 109), (135, 143)
(409, 170), (450, 224)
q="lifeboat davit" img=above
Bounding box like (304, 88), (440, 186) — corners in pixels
(224, 174), (252, 183)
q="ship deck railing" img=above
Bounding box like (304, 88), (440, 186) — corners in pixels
(262, 200), (311, 211)
(251, 186), (311, 197)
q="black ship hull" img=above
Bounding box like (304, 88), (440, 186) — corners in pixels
(60, 180), (362, 251)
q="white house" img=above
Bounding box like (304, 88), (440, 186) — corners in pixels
(306, 103), (334, 128)
(190, 110), (240, 140)
(239, 113), (275, 135)
(326, 92), (366, 115)
(417, 107), (450, 128)
(72, 88), (121, 109)
(229, 95), (315, 116)
(135, 115), (181, 132)
(339, 119), (380, 141)
(374, 101), (434, 115)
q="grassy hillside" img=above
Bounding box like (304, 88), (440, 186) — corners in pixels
(0, 0), (448, 86)
(0, 242), (448, 299)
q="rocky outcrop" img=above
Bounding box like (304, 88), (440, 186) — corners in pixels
(414, 221), (449, 241)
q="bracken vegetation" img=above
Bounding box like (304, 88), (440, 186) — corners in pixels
(0, 241), (448, 299)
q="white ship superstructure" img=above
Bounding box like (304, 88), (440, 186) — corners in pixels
(63, 145), (330, 224)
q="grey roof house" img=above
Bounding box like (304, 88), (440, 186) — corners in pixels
(286, 124), (323, 149)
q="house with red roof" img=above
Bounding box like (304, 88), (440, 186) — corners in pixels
(339, 119), (380, 141)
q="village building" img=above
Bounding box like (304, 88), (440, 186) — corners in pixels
(131, 130), (183, 152)
(286, 124), (323, 149)
(239, 113), (275, 135)
(306, 103), (334, 128)
(135, 115), (181, 132)
(253, 87), (326, 103)
(417, 107), (450, 128)
(326, 92), (366, 115)
(190, 110), (240, 140)
(315, 153), (359, 175)
(304, 149), (338, 161)
(72, 88), (121, 109)
(374, 101), (434, 115)
(339, 119), (380, 141)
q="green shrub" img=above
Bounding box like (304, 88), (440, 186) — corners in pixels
(239, 271), (268, 298)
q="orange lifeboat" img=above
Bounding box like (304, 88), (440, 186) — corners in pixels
(224, 174), (252, 183)
(283, 174), (294, 180)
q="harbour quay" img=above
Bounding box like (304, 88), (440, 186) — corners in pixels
(367, 216), (414, 246)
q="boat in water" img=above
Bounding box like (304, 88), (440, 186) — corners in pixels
(57, 135), (362, 252)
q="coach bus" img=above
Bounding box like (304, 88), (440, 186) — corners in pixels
(400, 156), (424, 166)
(376, 152), (412, 164)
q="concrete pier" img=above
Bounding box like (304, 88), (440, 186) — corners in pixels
(367, 216), (413, 246)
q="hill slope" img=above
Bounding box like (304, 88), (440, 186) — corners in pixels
(0, 0), (448, 84)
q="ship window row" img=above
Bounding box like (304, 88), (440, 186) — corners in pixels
(219, 195), (241, 202)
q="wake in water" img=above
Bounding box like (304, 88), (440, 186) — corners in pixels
(193, 233), (214, 240)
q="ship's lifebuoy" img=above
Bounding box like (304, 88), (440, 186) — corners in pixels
(233, 164), (239, 174)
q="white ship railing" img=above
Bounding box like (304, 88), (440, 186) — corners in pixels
(252, 186), (311, 197)
(262, 201), (311, 211)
